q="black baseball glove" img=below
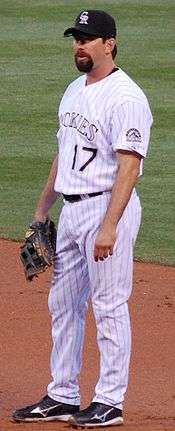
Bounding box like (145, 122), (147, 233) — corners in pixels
(20, 218), (57, 281)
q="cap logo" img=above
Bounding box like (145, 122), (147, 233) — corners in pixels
(79, 11), (89, 25)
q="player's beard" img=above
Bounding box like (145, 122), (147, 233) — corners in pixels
(74, 52), (93, 73)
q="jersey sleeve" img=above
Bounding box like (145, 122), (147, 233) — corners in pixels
(110, 101), (153, 157)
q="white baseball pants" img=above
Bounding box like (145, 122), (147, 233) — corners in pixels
(47, 191), (141, 409)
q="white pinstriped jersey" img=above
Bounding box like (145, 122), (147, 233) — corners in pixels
(54, 68), (153, 194)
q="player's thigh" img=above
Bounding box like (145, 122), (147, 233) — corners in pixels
(49, 212), (90, 316)
(85, 197), (141, 308)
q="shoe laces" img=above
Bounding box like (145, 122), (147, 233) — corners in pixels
(40, 395), (57, 408)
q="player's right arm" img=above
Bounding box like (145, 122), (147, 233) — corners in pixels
(34, 154), (60, 222)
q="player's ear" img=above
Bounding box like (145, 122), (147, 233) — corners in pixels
(105, 38), (116, 56)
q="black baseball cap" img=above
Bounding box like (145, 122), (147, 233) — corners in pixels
(64, 10), (117, 38)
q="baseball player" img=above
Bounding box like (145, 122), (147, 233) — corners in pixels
(13, 10), (153, 427)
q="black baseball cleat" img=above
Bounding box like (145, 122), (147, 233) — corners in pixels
(12, 395), (80, 422)
(68, 402), (123, 427)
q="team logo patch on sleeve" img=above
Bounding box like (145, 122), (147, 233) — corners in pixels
(126, 128), (142, 143)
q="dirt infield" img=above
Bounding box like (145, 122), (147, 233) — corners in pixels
(0, 239), (174, 431)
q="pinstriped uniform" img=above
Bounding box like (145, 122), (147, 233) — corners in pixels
(47, 68), (153, 409)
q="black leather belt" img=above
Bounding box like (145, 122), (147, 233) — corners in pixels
(63, 191), (103, 203)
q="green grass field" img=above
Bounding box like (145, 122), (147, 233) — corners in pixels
(0, 0), (174, 265)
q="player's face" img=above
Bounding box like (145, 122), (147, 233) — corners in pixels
(73, 34), (109, 73)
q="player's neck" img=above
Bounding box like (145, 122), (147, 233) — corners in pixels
(86, 61), (117, 85)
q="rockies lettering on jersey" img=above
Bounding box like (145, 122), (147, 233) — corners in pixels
(60, 112), (98, 142)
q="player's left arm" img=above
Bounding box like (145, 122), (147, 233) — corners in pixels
(94, 150), (142, 261)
